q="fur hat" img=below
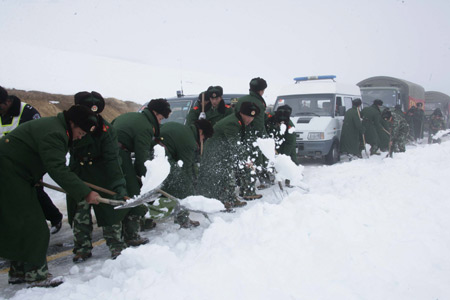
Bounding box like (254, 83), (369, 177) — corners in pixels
(352, 98), (362, 107)
(0, 86), (8, 104)
(382, 109), (392, 120)
(74, 91), (105, 113)
(240, 101), (260, 117)
(373, 99), (384, 106)
(206, 86), (223, 98)
(195, 119), (214, 139)
(147, 98), (172, 118)
(64, 105), (98, 133)
(249, 77), (268, 93)
(275, 105), (292, 122)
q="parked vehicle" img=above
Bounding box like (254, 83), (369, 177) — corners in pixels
(273, 75), (361, 164)
(357, 76), (425, 111)
(138, 91), (245, 125)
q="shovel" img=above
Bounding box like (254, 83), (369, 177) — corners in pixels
(114, 187), (162, 209)
(39, 181), (126, 206)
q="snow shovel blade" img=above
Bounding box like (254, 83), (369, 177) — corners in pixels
(114, 189), (161, 209)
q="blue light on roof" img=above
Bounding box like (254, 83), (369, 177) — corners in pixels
(293, 75), (337, 82)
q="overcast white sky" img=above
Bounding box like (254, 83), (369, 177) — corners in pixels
(0, 0), (449, 104)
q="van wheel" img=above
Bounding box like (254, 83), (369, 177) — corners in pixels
(325, 142), (340, 165)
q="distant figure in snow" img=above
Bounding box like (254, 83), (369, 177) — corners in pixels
(361, 99), (383, 155)
(339, 98), (365, 159)
(428, 108), (445, 144)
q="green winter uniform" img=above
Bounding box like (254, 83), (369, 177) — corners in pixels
(159, 122), (199, 198)
(157, 122), (200, 224)
(235, 91), (267, 137)
(197, 112), (251, 204)
(378, 117), (391, 152)
(428, 115), (445, 143)
(361, 104), (382, 153)
(67, 119), (129, 255)
(390, 113), (410, 153)
(265, 114), (299, 165)
(235, 91), (268, 193)
(0, 113), (91, 280)
(112, 108), (160, 240)
(339, 106), (364, 157)
(186, 103), (233, 127)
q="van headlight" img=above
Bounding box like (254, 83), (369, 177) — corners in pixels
(308, 132), (324, 140)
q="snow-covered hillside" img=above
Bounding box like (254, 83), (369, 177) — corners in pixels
(3, 141), (450, 300)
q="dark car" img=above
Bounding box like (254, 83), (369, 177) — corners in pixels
(138, 92), (246, 125)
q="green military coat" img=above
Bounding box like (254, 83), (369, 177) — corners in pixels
(265, 114), (299, 164)
(339, 106), (364, 156)
(0, 113), (91, 265)
(378, 118), (391, 151)
(159, 122), (199, 199)
(235, 91), (267, 137)
(67, 119), (129, 227)
(361, 104), (382, 147)
(197, 112), (250, 202)
(186, 103), (233, 127)
(112, 108), (160, 197)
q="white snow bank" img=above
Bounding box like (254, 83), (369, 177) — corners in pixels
(6, 142), (450, 300)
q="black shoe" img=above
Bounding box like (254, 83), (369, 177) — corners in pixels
(140, 218), (157, 232)
(111, 250), (122, 260)
(27, 276), (64, 288)
(126, 237), (149, 247)
(242, 194), (263, 200)
(72, 252), (92, 263)
(8, 276), (26, 285)
(50, 221), (62, 234)
(180, 219), (200, 229)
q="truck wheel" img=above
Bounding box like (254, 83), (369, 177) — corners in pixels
(325, 142), (340, 165)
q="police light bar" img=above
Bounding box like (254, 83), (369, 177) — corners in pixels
(293, 75), (336, 82)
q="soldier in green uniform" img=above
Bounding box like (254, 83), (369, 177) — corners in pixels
(197, 101), (260, 209)
(339, 99), (364, 158)
(379, 108), (392, 152)
(266, 105), (298, 164)
(361, 99), (383, 155)
(156, 119), (214, 227)
(234, 78), (268, 198)
(383, 110), (410, 154)
(67, 91), (130, 262)
(428, 108), (445, 144)
(265, 105), (298, 187)
(186, 86), (233, 127)
(112, 99), (171, 245)
(0, 105), (99, 287)
(0, 88), (63, 234)
(413, 102), (425, 141)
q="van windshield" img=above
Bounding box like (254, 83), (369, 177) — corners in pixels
(275, 94), (334, 117)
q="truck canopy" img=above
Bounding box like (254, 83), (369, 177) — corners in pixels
(357, 76), (425, 110)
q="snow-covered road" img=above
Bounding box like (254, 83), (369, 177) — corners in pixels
(2, 140), (450, 300)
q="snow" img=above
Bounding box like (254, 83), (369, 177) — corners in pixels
(3, 140), (450, 299)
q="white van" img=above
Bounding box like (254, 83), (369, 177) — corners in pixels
(273, 75), (361, 164)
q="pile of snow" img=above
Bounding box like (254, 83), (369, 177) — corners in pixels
(5, 141), (450, 299)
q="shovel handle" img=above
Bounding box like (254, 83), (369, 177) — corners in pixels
(96, 197), (126, 206)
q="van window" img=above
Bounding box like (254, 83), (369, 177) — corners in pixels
(276, 94), (334, 117)
(344, 97), (353, 109)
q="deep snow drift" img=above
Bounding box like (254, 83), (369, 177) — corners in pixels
(2, 141), (450, 300)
